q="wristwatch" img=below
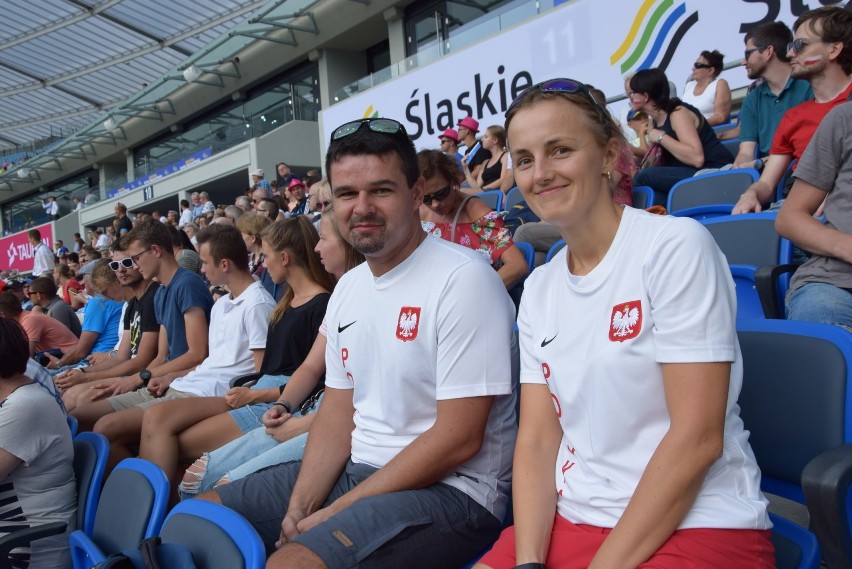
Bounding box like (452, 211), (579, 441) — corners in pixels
(139, 369), (152, 387)
(656, 131), (665, 143)
(753, 158), (764, 171)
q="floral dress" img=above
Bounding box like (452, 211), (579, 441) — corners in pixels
(421, 210), (514, 266)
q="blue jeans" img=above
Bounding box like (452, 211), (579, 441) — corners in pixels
(786, 282), (852, 328)
(633, 166), (699, 205)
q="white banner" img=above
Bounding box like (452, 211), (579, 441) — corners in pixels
(320, 0), (841, 151)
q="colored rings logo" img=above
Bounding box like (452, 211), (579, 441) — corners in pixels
(611, 0), (699, 74)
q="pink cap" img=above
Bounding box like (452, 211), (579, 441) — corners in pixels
(288, 178), (306, 189)
(438, 128), (459, 144)
(456, 117), (479, 133)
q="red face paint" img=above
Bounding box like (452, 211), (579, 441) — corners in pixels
(803, 55), (823, 65)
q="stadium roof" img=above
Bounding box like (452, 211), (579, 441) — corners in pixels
(0, 0), (276, 151)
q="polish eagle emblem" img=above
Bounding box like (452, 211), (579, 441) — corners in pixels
(609, 301), (642, 342)
(396, 306), (422, 342)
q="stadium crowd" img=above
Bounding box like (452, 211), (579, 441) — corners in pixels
(1, 4), (851, 568)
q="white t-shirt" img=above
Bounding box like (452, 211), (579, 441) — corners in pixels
(325, 235), (517, 519)
(0, 383), (75, 568)
(518, 207), (770, 530)
(170, 281), (274, 396)
(682, 78), (719, 119)
(32, 242), (55, 277)
(179, 208), (193, 227)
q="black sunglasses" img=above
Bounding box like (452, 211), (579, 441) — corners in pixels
(316, 200), (332, 210)
(108, 258), (135, 271)
(787, 38), (820, 54)
(693, 62), (713, 69)
(508, 78), (610, 135)
(743, 46), (766, 60)
(331, 118), (407, 141)
(422, 184), (453, 205)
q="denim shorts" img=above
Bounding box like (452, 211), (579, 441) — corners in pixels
(227, 374), (288, 433)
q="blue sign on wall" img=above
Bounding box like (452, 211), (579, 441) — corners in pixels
(107, 147), (212, 199)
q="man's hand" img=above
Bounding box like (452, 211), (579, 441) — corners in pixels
(88, 377), (138, 400)
(55, 368), (86, 390)
(224, 386), (256, 409)
(44, 352), (61, 370)
(296, 505), (338, 535)
(732, 190), (762, 215)
(147, 376), (171, 397)
(86, 352), (110, 366)
(266, 415), (307, 443)
(277, 508), (310, 549)
(262, 404), (292, 428)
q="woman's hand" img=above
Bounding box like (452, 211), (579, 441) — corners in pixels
(225, 386), (256, 408)
(266, 415), (309, 442)
(262, 404), (292, 428)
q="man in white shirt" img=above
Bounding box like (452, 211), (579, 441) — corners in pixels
(203, 118), (517, 569)
(29, 229), (55, 277)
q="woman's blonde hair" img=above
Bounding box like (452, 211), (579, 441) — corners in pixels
(262, 216), (337, 325)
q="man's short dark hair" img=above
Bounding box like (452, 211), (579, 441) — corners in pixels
(196, 224), (249, 271)
(258, 198), (280, 219)
(29, 276), (57, 298)
(745, 21), (794, 63)
(123, 219), (174, 255)
(181, 199), (190, 208)
(0, 318), (29, 379)
(0, 292), (23, 317)
(793, 6), (852, 74)
(27, 229), (41, 242)
(325, 120), (419, 188)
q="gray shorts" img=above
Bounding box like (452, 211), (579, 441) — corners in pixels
(216, 460), (502, 569)
(107, 386), (195, 411)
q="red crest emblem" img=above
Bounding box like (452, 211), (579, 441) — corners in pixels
(396, 307), (421, 342)
(609, 300), (642, 342)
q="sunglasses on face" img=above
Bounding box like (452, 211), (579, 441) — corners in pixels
(693, 62), (712, 69)
(331, 118), (407, 141)
(508, 78), (610, 136)
(422, 184), (453, 205)
(787, 38), (819, 54)
(743, 46), (766, 60)
(316, 200), (332, 211)
(108, 258), (135, 271)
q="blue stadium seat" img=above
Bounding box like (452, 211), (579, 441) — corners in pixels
(514, 241), (535, 274)
(632, 185), (653, 209)
(476, 190), (503, 212)
(667, 169), (759, 214)
(505, 186), (524, 210)
(770, 513), (821, 569)
(69, 458), (170, 569)
(545, 239), (566, 263)
(720, 137), (740, 158)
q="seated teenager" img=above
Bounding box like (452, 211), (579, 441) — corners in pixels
(474, 78), (772, 569)
(139, 216), (334, 489)
(178, 209), (364, 498)
(56, 243), (161, 411)
(419, 149), (528, 290)
(0, 319), (75, 569)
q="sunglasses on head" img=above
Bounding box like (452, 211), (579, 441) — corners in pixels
(422, 184), (453, 205)
(108, 258), (135, 271)
(693, 62), (713, 69)
(331, 118), (407, 141)
(508, 78), (610, 135)
(787, 38), (819, 54)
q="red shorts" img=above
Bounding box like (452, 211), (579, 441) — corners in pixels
(478, 514), (774, 569)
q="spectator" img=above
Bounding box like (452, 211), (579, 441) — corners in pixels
(94, 228), (108, 248)
(72, 233), (85, 252)
(473, 77), (772, 569)
(256, 197), (280, 221)
(183, 223), (200, 247)
(0, 292), (78, 358)
(194, 215), (209, 229)
(303, 168), (321, 188)
(776, 98), (852, 327)
(733, 6), (852, 213)
(168, 225), (201, 274)
(139, 217), (330, 494)
(178, 199), (193, 227)
(105, 225), (117, 245)
(73, 197), (84, 211)
(307, 179), (331, 226)
(287, 179), (309, 216)
(223, 204), (242, 224)
(199, 117), (517, 568)
(236, 213), (282, 300)
(27, 276), (81, 338)
(56, 241), (161, 411)
(251, 169), (272, 198)
(43, 196), (60, 221)
(723, 22), (813, 168)
(114, 203), (133, 235)
(438, 128), (464, 174)
(457, 116), (491, 181)
(682, 50), (733, 126)
(462, 125), (512, 193)
(275, 162), (299, 188)
(0, 318), (75, 569)
(235, 195), (251, 213)
(191, 192), (204, 219)
(54, 264), (83, 309)
(84, 189), (99, 206)
(48, 260), (123, 369)
(29, 229), (55, 277)
(199, 192), (215, 216)
(630, 68), (733, 201)
(166, 210), (179, 226)
(81, 224), (272, 468)
(419, 149), (528, 290)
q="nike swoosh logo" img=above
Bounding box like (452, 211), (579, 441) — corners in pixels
(338, 321), (357, 333)
(541, 334), (557, 347)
